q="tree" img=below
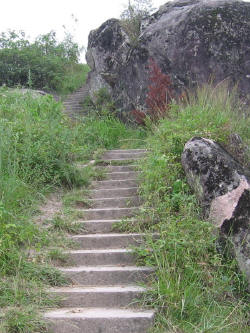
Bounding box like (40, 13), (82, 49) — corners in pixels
(120, 0), (154, 46)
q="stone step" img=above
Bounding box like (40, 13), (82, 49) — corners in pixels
(65, 105), (83, 111)
(71, 233), (145, 249)
(92, 179), (138, 189)
(105, 171), (139, 180)
(44, 308), (155, 333)
(59, 266), (154, 285)
(102, 151), (146, 160)
(105, 149), (147, 153)
(90, 187), (138, 199)
(77, 219), (122, 233)
(101, 165), (137, 172)
(89, 196), (140, 208)
(49, 285), (146, 308)
(64, 101), (81, 105)
(64, 249), (135, 266)
(79, 207), (138, 220)
(64, 99), (84, 104)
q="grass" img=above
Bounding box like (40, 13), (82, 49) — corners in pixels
(56, 63), (90, 96)
(0, 85), (146, 332)
(1, 80), (249, 332)
(128, 82), (250, 332)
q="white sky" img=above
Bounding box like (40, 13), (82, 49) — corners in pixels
(0, 0), (249, 63)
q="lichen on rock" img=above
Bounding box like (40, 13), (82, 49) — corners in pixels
(85, 0), (250, 114)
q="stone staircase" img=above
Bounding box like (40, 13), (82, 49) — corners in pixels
(44, 149), (155, 333)
(62, 85), (88, 118)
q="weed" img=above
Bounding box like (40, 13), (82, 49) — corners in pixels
(0, 307), (48, 333)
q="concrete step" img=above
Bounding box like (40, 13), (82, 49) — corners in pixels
(64, 101), (81, 105)
(89, 196), (140, 208)
(92, 179), (138, 189)
(71, 233), (145, 249)
(44, 308), (155, 333)
(76, 219), (122, 233)
(79, 207), (138, 220)
(100, 165), (137, 172)
(105, 149), (147, 153)
(64, 249), (135, 266)
(102, 151), (146, 160)
(59, 266), (154, 285)
(65, 105), (83, 111)
(105, 171), (139, 180)
(90, 187), (138, 199)
(49, 285), (146, 308)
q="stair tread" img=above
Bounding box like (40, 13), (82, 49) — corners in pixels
(50, 285), (147, 292)
(65, 249), (133, 254)
(58, 266), (154, 272)
(44, 307), (155, 319)
(71, 233), (147, 238)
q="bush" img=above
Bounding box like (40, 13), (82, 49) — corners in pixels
(0, 30), (87, 93)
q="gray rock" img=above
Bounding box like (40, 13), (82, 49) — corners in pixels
(181, 137), (250, 286)
(86, 0), (250, 113)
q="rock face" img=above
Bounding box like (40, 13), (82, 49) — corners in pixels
(181, 137), (250, 287)
(86, 0), (250, 113)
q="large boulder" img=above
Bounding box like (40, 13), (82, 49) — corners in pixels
(86, 0), (250, 113)
(181, 137), (250, 286)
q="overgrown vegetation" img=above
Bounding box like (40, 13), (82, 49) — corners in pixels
(0, 86), (145, 332)
(131, 82), (250, 332)
(0, 30), (89, 94)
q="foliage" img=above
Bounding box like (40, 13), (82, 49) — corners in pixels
(131, 82), (250, 332)
(131, 58), (174, 124)
(0, 30), (87, 93)
(120, 0), (154, 46)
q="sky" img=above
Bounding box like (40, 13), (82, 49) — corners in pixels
(0, 0), (249, 62)
(0, 0), (168, 62)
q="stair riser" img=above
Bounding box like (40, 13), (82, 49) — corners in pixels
(90, 196), (140, 208)
(66, 252), (135, 266)
(72, 234), (143, 249)
(92, 180), (138, 189)
(101, 165), (137, 172)
(80, 208), (137, 220)
(90, 188), (138, 199)
(80, 221), (119, 233)
(52, 291), (143, 308)
(61, 270), (153, 286)
(46, 317), (153, 333)
(105, 172), (139, 180)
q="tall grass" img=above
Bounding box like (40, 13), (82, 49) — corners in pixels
(134, 83), (250, 332)
(56, 63), (90, 96)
